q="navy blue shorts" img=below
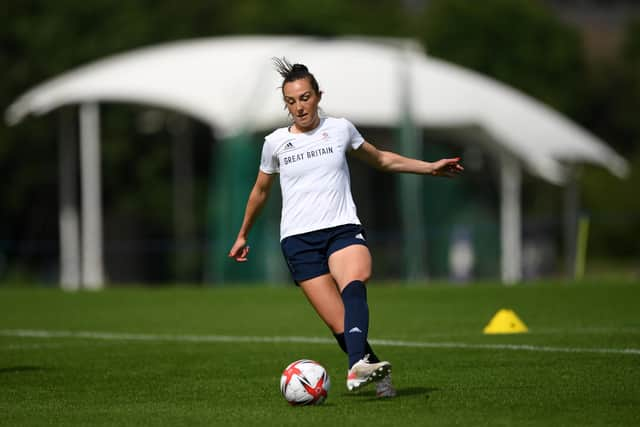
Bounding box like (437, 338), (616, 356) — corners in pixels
(280, 224), (368, 285)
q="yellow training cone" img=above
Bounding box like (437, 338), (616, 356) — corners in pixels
(483, 309), (528, 334)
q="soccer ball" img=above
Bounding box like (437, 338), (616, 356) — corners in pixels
(280, 359), (330, 405)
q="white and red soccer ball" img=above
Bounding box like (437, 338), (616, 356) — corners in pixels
(280, 359), (330, 405)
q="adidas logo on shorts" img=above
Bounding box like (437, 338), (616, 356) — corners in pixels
(355, 233), (365, 241)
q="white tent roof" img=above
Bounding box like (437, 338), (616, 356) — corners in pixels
(6, 35), (628, 184)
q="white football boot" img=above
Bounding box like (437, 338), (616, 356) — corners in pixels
(346, 354), (392, 392)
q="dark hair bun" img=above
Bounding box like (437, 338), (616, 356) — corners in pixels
(272, 57), (321, 94)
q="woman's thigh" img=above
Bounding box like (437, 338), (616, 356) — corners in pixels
(328, 244), (372, 292)
(299, 274), (345, 334)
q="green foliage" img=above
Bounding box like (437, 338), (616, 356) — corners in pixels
(226, 0), (407, 37)
(416, 0), (587, 116)
(582, 152), (640, 259)
(585, 16), (640, 156)
(622, 16), (640, 65)
(579, 17), (640, 261)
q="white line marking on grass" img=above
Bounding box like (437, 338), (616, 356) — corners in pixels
(369, 339), (640, 355)
(0, 329), (335, 345)
(0, 343), (67, 351)
(1, 329), (639, 356)
(535, 327), (640, 335)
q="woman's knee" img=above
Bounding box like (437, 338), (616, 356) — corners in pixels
(329, 245), (372, 285)
(349, 270), (371, 285)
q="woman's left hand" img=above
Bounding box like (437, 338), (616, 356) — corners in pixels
(429, 157), (464, 177)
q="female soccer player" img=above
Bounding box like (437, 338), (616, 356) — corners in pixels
(229, 58), (463, 398)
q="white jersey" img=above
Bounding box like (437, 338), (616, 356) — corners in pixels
(260, 117), (365, 240)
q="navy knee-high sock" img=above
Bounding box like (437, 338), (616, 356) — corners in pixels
(333, 333), (380, 363)
(341, 280), (369, 368)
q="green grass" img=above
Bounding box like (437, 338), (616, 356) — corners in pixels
(1, 280), (639, 426)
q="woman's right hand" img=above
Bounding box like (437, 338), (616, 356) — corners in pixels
(228, 237), (250, 262)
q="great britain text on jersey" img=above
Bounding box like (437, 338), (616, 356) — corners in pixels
(282, 146), (334, 165)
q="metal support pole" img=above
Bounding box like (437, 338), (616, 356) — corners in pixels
(399, 125), (426, 281)
(79, 103), (105, 289)
(500, 153), (522, 284)
(58, 108), (81, 290)
(398, 45), (427, 282)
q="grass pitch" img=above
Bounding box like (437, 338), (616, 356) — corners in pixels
(1, 280), (639, 426)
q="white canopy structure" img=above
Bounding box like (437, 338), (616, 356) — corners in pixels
(5, 36), (629, 288)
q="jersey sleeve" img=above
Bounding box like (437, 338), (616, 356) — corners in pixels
(344, 119), (365, 150)
(259, 138), (279, 174)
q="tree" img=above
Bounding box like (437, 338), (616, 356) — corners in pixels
(580, 17), (640, 262)
(415, 0), (588, 117)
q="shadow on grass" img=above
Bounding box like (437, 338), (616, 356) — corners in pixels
(341, 386), (439, 402)
(0, 366), (47, 374)
(291, 387), (440, 408)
